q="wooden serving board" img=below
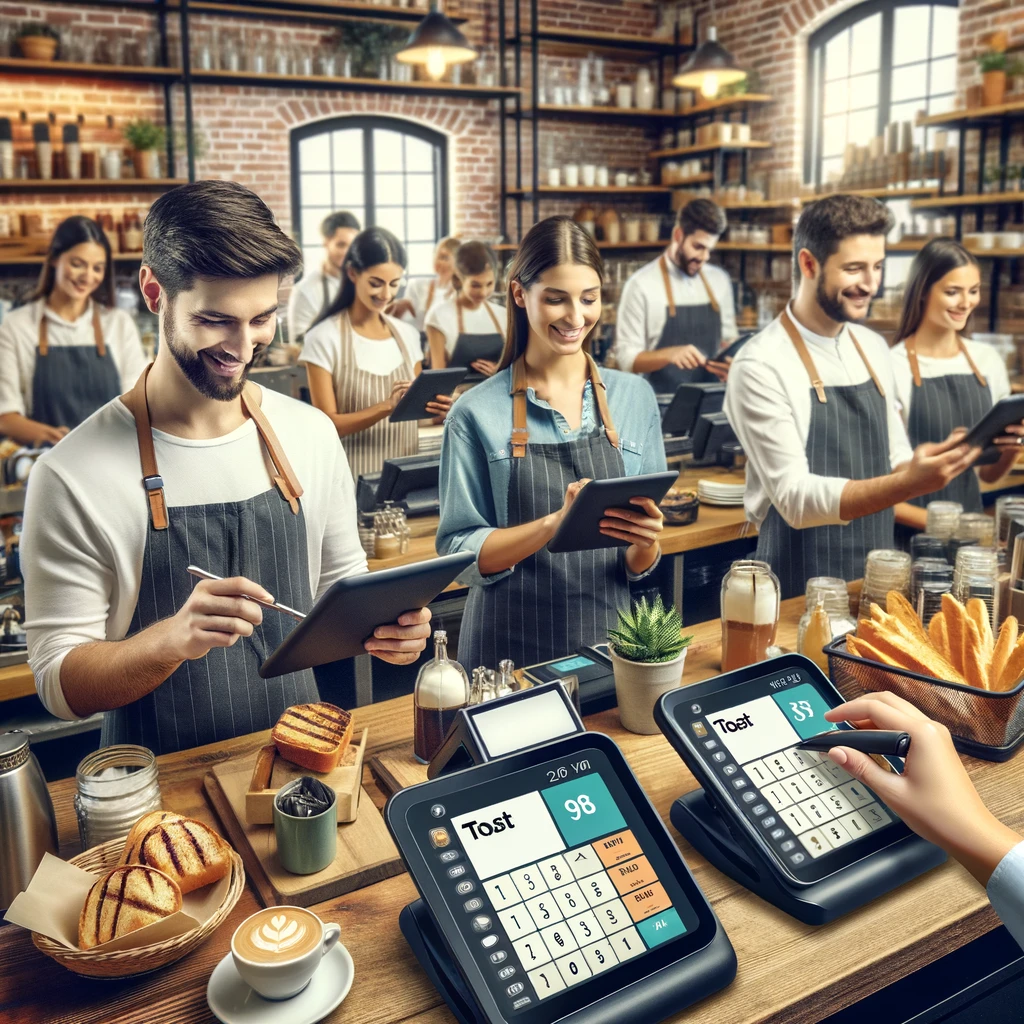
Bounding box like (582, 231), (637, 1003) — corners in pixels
(204, 755), (404, 908)
(368, 743), (429, 800)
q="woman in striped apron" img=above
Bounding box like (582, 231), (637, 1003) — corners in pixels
(301, 228), (454, 482)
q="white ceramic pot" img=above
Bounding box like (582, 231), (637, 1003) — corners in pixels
(610, 647), (687, 734)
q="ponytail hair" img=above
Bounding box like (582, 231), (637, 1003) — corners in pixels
(451, 240), (497, 293)
(313, 226), (406, 328)
(498, 216), (604, 370)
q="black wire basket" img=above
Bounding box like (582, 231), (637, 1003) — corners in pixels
(824, 636), (1024, 762)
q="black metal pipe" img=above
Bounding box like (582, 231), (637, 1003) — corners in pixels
(178, 0), (196, 182)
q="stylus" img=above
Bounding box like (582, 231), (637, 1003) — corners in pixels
(186, 566), (306, 620)
(798, 729), (911, 757)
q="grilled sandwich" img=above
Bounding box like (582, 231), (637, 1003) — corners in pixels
(272, 702), (354, 773)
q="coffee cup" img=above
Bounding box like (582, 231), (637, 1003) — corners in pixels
(273, 778), (337, 875)
(231, 906), (341, 1000)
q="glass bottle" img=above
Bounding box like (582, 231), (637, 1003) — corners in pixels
(497, 659), (517, 697)
(414, 631), (470, 763)
(720, 559), (780, 672)
(796, 577), (855, 650)
(374, 502), (401, 559)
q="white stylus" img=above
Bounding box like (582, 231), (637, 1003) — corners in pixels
(186, 565), (306, 621)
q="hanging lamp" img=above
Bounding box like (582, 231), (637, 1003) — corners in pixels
(395, 5), (478, 82)
(672, 22), (746, 99)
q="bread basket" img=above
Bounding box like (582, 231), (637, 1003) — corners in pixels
(825, 636), (1024, 761)
(31, 836), (245, 978)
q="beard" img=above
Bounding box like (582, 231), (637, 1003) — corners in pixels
(671, 247), (702, 278)
(815, 274), (871, 324)
(163, 303), (253, 402)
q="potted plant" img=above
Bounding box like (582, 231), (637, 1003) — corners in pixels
(608, 595), (692, 734)
(123, 119), (166, 179)
(978, 50), (1009, 108)
(17, 24), (59, 62)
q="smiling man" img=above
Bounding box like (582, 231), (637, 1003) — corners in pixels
(724, 195), (981, 599)
(21, 181), (430, 755)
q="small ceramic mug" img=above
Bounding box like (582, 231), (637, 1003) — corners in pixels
(231, 906), (341, 1000)
(273, 779), (337, 875)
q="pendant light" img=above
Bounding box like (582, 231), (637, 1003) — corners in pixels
(672, 10), (746, 100)
(395, 4), (477, 82)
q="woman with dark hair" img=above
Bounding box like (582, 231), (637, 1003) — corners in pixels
(0, 215), (146, 446)
(425, 240), (505, 379)
(436, 216), (667, 668)
(301, 226), (453, 480)
(891, 238), (1015, 522)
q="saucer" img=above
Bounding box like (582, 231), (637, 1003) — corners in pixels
(207, 942), (354, 1024)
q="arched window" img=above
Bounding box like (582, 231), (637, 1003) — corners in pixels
(290, 116), (448, 277)
(805, 0), (958, 185)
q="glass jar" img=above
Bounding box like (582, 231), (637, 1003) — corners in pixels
(74, 745), (162, 850)
(925, 500), (962, 540)
(796, 577), (855, 650)
(859, 549), (911, 619)
(720, 560), (780, 672)
(374, 503), (401, 559)
(414, 630), (470, 763)
(497, 659), (518, 697)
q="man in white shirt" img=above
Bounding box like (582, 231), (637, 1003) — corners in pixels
(724, 194), (981, 598)
(22, 182), (430, 755)
(286, 211), (360, 343)
(612, 198), (737, 393)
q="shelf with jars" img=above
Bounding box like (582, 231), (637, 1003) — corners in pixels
(172, 0), (465, 26)
(0, 57), (178, 81)
(0, 205), (150, 263)
(504, 26), (689, 58)
(649, 138), (772, 160)
(0, 178), (185, 193)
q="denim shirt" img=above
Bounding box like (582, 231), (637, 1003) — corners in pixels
(437, 365), (668, 588)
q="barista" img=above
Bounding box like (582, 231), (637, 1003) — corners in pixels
(612, 198), (736, 391)
(725, 195), (982, 600)
(0, 215), (146, 446)
(389, 236), (460, 333)
(286, 210), (360, 343)
(436, 216), (666, 669)
(891, 239), (1017, 528)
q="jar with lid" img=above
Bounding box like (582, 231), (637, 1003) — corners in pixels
(414, 630), (470, 763)
(796, 577), (855, 651)
(720, 559), (780, 672)
(497, 659), (518, 697)
(373, 502), (401, 559)
(74, 745), (162, 850)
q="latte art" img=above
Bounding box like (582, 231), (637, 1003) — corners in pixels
(233, 907), (322, 963)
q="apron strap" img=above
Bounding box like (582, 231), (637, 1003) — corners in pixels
(958, 336), (988, 387)
(484, 301), (503, 335)
(847, 329), (885, 398)
(587, 355), (620, 450)
(780, 309), (829, 404)
(122, 364), (169, 531)
(426, 280), (435, 313)
(240, 385), (303, 515)
(37, 303), (107, 358)
(456, 299), (464, 336)
(906, 334), (987, 389)
(698, 269), (721, 314)
(659, 255), (676, 318)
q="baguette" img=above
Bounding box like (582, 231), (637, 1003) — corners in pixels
(996, 636), (1024, 693)
(967, 599), (995, 662)
(272, 702), (354, 774)
(119, 810), (185, 866)
(78, 865), (181, 949)
(859, 620), (964, 683)
(846, 634), (903, 667)
(129, 817), (231, 894)
(962, 618), (990, 690)
(941, 594), (969, 677)
(886, 591), (932, 646)
(929, 612), (951, 662)
(990, 617), (1019, 691)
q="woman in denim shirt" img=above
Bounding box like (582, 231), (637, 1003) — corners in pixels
(437, 217), (668, 669)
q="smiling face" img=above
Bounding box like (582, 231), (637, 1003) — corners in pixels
(808, 234), (886, 324)
(513, 263), (602, 359)
(349, 261), (404, 316)
(460, 269), (496, 307)
(924, 264), (981, 334)
(672, 228), (718, 277)
(51, 241), (107, 306)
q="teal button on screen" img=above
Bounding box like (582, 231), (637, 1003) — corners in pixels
(542, 773), (626, 846)
(637, 907), (686, 947)
(771, 683), (837, 740)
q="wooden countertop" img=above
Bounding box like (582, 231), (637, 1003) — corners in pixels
(2, 594), (1017, 1024)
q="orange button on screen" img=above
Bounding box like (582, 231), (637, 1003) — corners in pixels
(609, 855), (659, 895)
(592, 829), (643, 867)
(623, 881), (673, 922)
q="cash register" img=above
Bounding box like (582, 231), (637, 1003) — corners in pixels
(386, 684), (737, 1024)
(657, 383), (725, 460)
(655, 654), (946, 924)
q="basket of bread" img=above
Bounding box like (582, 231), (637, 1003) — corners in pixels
(825, 591), (1024, 760)
(6, 810), (244, 978)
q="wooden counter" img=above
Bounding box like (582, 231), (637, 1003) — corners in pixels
(1, 595), (1018, 1024)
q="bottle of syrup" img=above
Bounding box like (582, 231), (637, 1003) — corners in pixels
(413, 630), (470, 764)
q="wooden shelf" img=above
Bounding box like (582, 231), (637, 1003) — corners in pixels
(911, 191), (1024, 210)
(650, 139), (772, 159)
(0, 179), (186, 194)
(171, 0), (466, 23)
(673, 93), (773, 118)
(665, 173), (714, 187)
(528, 104), (683, 121)
(916, 98), (1024, 128)
(0, 57), (180, 81)
(506, 185), (672, 196)
(807, 185), (938, 201)
(494, 240), (664, 252)
(506, 27), (688, 57)
(716, 198), (800, 210)
(716, 241), (791, 253)
(0, 252), (144, 266)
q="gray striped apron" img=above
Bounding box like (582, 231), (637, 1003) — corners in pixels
(455, 300), (504, 384)
(334, 309), (418, 481)
(101, 366), (318, 754)
(904, 337), (992, 512)
(647, 255), (721, 393)
(457, 355), (631, 669)
(32, 304), (120, 430)
(755, 310), (895, 601)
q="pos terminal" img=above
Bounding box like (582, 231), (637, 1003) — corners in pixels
(655, 654), (946, 925)
(385, 684), (736, 1024)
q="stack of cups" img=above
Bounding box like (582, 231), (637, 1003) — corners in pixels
(910, 533), (948, 562)
(953, 546), (999, 630)
(859, 549), (912, 620)
(996, 495), (1024, 556)
(926, 500), (963, 540)
(955, 512), (995, 549)
(911, 558), (953, 624)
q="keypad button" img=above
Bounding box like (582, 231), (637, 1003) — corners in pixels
(538, 854), (571, 889)
(780, 839), (796, 852)
(607, 926), (644, 962)
(513, 933), (551, 968)
(555, 950), (593, 987)
(581, 871), (617, 908)
(802, 768), (835, 793)
(566, 846), (604, 880)
(762, 782), (794, 812)
(798, 796), (834, 825)
(595, 899), (630, 935)
(731, 777), (748, 790)
(481, 934), (499, 949)
(551, 883), (587, 919)
(824, 789), (853, 817)
(839, 780), (873, 809)
(498, 966), (516, 980)
(447, 865), (466, 879)
(763, 751), (795, 779)
(490, 950), (508, 964)
(741, 790), (757, 804)
(430, 828), (451, 848)
(752, 803), (769, 816)
(770, 827), (787, 840)
(799, 828), (833, 858)
(781, 775), (813, 803)
(497, 906), (535, 941)
(507, 982), (525, 996)
(464, 898), (484, 913)
(482, 875), (517, 910)
(527, 964), (566, 999)
(822, 819), (853, 848)
(525, 893), (563, 931)
(785, 747), (820, 771)
(455, 880), (475, 896)
(471, 915), (492, 933)
(439, 850), (460, 864)
(540, 921), (579, 960)
(819, 761), (853, 785)
(789, 852), (806, 865)
(743, 759), (775, 787)
(703, 739), (719, 751)
(836, 809), (871, 838)
(861, 803), (893, 830)
(510, 865), (547, 901)
(760, 815), (777, 829)
(566, 910), (604, 946)
(712, 751), (727, 763)
(581, 938), (619, 975)
(512, 996), (533, 1010)
(722, 764), (738, 776)
(780, 804), (814, 834)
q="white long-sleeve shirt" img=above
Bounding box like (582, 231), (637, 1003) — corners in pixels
(22, 387), (367, 722)
(401, 276), (453, 332)
(0, 299), (146, 418)
(724, 304), (913, 530)
(286, 268), (340, 342)
(988, 842), (1024, 950)
(612, 255), (737, 373)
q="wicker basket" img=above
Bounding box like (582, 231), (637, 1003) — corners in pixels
(31, 836), (245, 978)
(825, 636), (1024, 761)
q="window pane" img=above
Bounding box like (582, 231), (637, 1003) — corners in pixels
(375, 173), (405, 205)
(405, 135), (434, 173)
(406, 242), (436, 277)
(850, 13), (881, 74)
(891, 63), (928, 103)
(375, 206), (406, 237)
(931, 5), (958, 57)
(824, 78), (850, 115)
(405, 175), (436, 207)
(373, 129), (405, 172)
(823, 29), (849, 81)
(331, 129), (364, 172)
(822, 113), (847, 157)
(893, 7), (930, 66)
(299, 134), (331, 172)
(848, 107), (878, 144)
(332, 173), (365, 207)
(300, 172), (332, 206)
(301, 246), (321, 271)
(847, 71), (879, 111)
(930, 55), (956, 96)
(890, 99), (927, 127)
(406, 206), (436, 240)
(821, 155), (844, 184)
(301, 207), (333, 242)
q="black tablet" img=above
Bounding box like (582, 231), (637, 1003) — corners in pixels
(449, 333), (505, 370)
(656, 654), (916, 888)
(962, 395), (1024, 462)
(712, 334), (750, 364)
(390, 368), (469, 423)
(259, 552), (474, 677)
(547, 472), (680, 554)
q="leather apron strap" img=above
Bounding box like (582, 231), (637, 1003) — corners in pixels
(660, 255), (676, 318)
(906, 334), (987, 389)
(698, 269), (721, 314)
(38, 305), (106, 358)
(240, 385), (304, 514)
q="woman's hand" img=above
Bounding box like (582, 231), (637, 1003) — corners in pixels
(601, 496), (663, 575)
(364, 607), (432, 665)
(388, 379), (412, 411)
(426, 393), (454, 421)
(824, 691), (1021, 886)
(35, 424), (69, 446)
(987, 420), (1024, 479)
(666, 345), (707, 370)
(471, 359), (499, 377)
(387, 298), (416, 320)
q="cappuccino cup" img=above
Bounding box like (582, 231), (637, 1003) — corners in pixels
(231, 906), (341, 1000)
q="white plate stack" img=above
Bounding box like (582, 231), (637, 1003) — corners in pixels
(697, 479), (745, 506)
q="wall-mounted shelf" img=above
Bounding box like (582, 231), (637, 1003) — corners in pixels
(0, 252), (144, 266)
(494, 240), (665, 253)
(505, 185), (672, 197)
(527, 105), (683, 122)
(505, 27), (688, 57)
(673, 94), (773, 119)
(0, 179), (186, 194)
(716, 241), (791, 253)
(650, 139), (772, 159)
(911, 191), (1024, 210)
(666, 173), (715, 187)
(916, 98), (1024, 129)
(0, 57), (179, 81)
(171, 0), (467, 24)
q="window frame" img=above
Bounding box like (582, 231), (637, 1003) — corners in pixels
(289, 115), (449, 262)
(803, 0), (959, 186)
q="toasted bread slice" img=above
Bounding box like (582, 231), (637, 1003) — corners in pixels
(846, 634), (904, 667)
(130, 817), (231, 894)
(996, 635), (1024, 693)
(78, 865), (181, 949)
(929, 612), (951, 662)
(966, 598), (995, 662)
(886, 591), (931, 646)
(858, 620), (964, 682)
(272, 702), (354, 774)
(962, 617), (990, 690)
(990, 616), (1019, 690)
(941, 593), (969, 677)
(119, 811), (185, 866)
